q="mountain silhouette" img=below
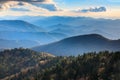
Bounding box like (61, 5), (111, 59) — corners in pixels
(32, 34), (120, 56)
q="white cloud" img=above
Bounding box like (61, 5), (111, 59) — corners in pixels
(31, 2), (59, 11)
(0, 1), (50, 17)
(0, 0), (53, 3)
(0, 0), (59, 11)
(74, 7), (107, 13)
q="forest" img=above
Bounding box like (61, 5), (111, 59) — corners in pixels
(0, 48), (120, 80)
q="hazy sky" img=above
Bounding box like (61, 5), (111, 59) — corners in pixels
(0, 0), (120, 18)
(55, 0), (120, 9)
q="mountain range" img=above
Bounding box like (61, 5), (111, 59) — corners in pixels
(32, 34), (120, 56)
(16, 16), (120, 39)
(0, 16), (120, 49)
(0, 20), (68, 48)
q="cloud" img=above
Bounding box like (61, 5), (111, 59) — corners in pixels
(32, 3), (58, 11)
(0, 1), (49, 14)
(0, 0), (58, 11)
(75, 7), (107, 13)
(0, 0), (53, 3)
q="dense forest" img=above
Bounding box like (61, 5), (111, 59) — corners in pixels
(0, 48), (120, 80)
(0, 48), (55, 80)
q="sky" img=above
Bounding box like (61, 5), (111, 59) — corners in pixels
(0, 0), (120, 19)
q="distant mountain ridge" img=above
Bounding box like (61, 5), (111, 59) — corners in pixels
(1, 16), (120, 39)
(0, 20), (68, 48)
(0, 39), (40, 49)
(0, 20), (44, 32)
(32, 34), (120, 56)
(0, 31), (67, 45)
(25, 16), (120, 39)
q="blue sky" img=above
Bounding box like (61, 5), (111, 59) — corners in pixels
(54, 0), (120, 9)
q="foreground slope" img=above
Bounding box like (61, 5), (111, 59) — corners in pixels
(32, 34), (120, 56)
(4, 51), (120, 80)
(0, 48), (55, 79)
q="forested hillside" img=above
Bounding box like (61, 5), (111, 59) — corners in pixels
(38, 51), (120, 80)
(0, 48), (55, 80)
(0, 49), (119, 80)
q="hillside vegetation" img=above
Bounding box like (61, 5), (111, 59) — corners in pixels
(0, 49), (119, 80)
(0, 48), (55, 79)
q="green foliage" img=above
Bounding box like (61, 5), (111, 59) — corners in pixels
(0, 48), (54, 79)
(0, 49), (120, 80)
(36, 51), (120, 80)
